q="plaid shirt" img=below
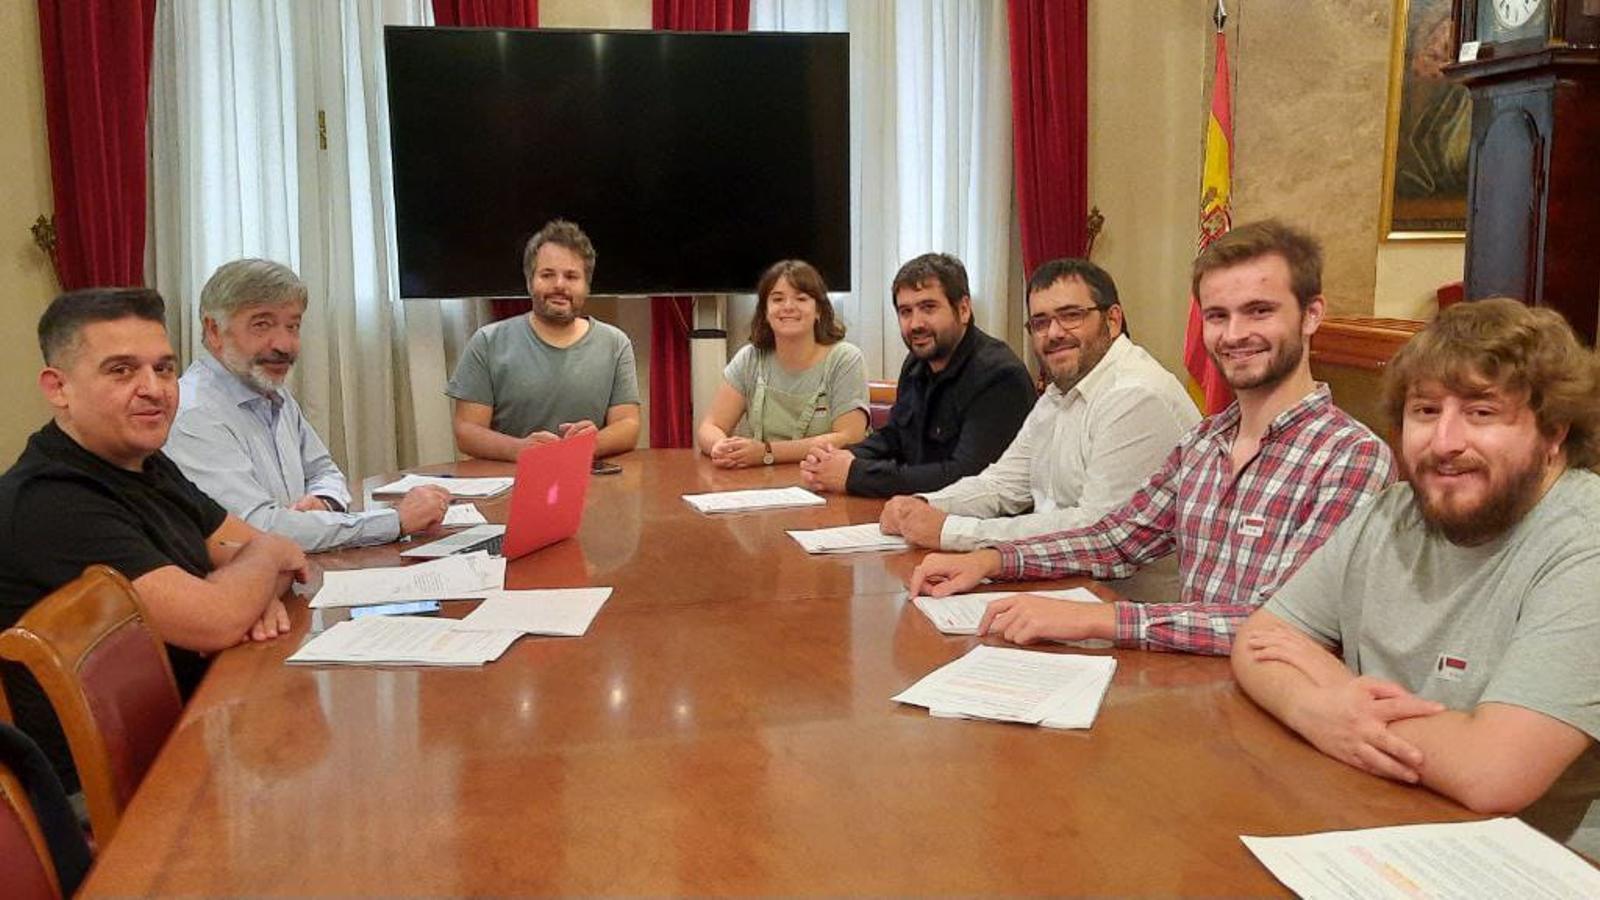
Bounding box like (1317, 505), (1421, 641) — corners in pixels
(992, 384), (1394, 655)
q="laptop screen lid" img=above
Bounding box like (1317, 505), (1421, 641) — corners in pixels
(501, 430), (597, 561)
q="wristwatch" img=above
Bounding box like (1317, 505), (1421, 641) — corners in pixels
(762, 441), (775, 466)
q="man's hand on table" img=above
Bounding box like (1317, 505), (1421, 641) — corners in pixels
(977, 593), (1116, 644)
(397, 485), (451, 534)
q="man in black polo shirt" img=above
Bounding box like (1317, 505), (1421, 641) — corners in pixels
(800, 253), (1034, 497)
(0, 288), (308, 791)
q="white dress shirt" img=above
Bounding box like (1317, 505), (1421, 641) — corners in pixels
(920, 335), (1199, 551)
(165, 354), (400, 551)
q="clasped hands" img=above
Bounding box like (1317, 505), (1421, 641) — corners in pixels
(799, 443), (853, 490)
(1243, 623), (1444, 784)
(879, 495), (947, 548)
(709, 435), (765, 468)
(524, 419), (598, 448)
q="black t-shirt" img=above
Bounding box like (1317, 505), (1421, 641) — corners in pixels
(0, 421), (227, 790)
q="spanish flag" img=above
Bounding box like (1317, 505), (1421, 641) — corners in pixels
(1184, 19), (1235, 415)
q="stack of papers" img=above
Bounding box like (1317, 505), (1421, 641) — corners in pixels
(787, 523), (909, 554)
(454, 588), (612, 637)
(682, 486), (826, 514)
(310, 552), (505, 609)
(287, 615), (521, 667)
(913, 588), (1101, 635)
(893, 645), (1117, 729)
(289, 586), (615, 667)
(1242, 817), (1600, 898)
(373, 473), (514, 498)
(442, 504), (488, 526)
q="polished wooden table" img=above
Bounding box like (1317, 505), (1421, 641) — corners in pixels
(81, 451), (1474, 895)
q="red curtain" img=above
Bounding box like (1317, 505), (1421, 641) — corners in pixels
(432, 0), (538, 28)
(1006, 0), (1088, 279)
(653, 0), (748, 30)
(433, 0), (539, 321)
(37, 0), (158, 290)
(648, 0), (748, 448)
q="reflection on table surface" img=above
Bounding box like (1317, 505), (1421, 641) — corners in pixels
(81, 450), (1473, 896)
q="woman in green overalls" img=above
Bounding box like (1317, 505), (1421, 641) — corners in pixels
(698, 260), (870, 468)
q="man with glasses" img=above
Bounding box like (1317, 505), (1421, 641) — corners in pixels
(880, 258), (1196, 550)
(910, 221), (1394, 656)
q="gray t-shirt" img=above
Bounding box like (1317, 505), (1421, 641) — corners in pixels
(722, 341), (869, 440)
(446, 315), (640, 438)
(1266, 469), (1600, 855)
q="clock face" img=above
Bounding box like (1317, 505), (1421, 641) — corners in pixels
(1493, 0), (1542, 28)
(1475, 0), (1548, 43)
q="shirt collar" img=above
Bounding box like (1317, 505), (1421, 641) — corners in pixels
(1263, 382), (1333, 438)
(196, 352), (284, 410)
(1066, 333), (1133, 403)
(1207, 382), (1333, 446)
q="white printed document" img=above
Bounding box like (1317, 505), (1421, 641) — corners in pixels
(787, 523), (909, 554)
(452, 588), (613, 637)
(442, 503), (489, 526)
(373, 473), (514, 498)
(287, 615), (521, 667)
(1241, 817), (1600, 899)
(683, 486), (826, 514)
(309, 552), (506, 609)
(893, 645), (1117, 730)
(912, 588), (1101, 635)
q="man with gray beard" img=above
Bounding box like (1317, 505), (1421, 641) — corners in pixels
(166, 259), (450, 551)
(880, 258), (1198, 550)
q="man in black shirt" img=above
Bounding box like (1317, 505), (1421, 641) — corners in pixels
(0, 288), (309, 790)
(800, 253), (1034, 497)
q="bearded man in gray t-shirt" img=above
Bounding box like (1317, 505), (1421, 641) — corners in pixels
(1233, 298), (1600, 857)
(448, 219), (641, 460)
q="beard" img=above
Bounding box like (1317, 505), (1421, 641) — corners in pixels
(1408, 446), (1549, 546)
(1036, 319), (1113, 393)
(532, 290), (580, 325)
(222, 344), (295, 394)
(904, 324), (961, 363)
(1212, 329), (1303, 392)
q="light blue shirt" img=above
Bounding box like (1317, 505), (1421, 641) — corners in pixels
(165, 354), (400, 551)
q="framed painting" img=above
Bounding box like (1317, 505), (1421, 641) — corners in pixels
(1379, 0), (1470, 238)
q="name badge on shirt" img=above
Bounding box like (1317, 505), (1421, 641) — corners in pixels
(1236, 514), (1267, 538)
(1433, 653), (1469, 683)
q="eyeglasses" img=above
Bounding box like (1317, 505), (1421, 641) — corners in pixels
(1026, 305), (1101, 335)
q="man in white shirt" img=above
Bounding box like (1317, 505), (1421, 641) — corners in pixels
(880, 259), (1198, 551)
(166, 259), (450, 551)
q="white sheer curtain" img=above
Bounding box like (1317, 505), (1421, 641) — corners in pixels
(751, 0), (1013, 379)
(148, 0), (472, 488)
(147, 1), (301, 360)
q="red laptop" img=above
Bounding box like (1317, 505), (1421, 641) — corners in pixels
(401, 430), (596, 561)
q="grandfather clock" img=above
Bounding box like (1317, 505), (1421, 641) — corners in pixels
(1446, 0), (1600, 342)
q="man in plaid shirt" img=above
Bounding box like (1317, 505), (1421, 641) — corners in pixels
(910, 220), (1394, 655)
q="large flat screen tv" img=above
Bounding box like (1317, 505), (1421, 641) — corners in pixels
(385, 27), (850, 298)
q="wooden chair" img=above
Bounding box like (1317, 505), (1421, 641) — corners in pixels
(1, 698), (91, 899)
(867, 380), (897, 430)
(0, 753), (59, 900)
(0, 565), (183, 846)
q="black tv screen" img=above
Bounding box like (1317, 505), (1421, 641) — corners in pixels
(385, 27), (850, 298)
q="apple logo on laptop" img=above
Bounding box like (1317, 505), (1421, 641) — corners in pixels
(548, 483), (560, 505)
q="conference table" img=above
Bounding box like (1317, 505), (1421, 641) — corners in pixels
(81, 450), (1476, 895)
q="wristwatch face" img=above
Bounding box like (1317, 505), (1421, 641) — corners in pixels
(763, 450), (775, 465)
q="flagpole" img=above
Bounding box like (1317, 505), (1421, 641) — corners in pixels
(1214, 0), (1227, 33)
